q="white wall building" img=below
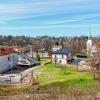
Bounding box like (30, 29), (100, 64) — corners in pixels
(87, 33), (93, 55)
(0, 47), (18, 73)
(51, 49), (72, 64)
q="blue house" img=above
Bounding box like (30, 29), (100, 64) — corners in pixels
(51, 48), (72, 64)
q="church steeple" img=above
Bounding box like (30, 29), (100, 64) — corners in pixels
(88, 32), (92, 40)
(88, 28), (92, 40)
(87, 30), (93, 55)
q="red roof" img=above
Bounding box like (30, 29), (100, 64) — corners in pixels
(98, 44), (100, 48)
(0, 47), (17, 56)
(97, 43), (100, 48)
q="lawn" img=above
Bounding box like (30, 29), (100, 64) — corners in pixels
(33, 63), (100, 92)
(39, 57), (50, 64)
(0, 63), (99, 94)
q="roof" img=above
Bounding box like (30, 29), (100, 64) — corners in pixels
(0, 47), (17, 56)
(52, 48), (71, 54)
(97, 44), (100, 48)
(93, 43), (100, 49)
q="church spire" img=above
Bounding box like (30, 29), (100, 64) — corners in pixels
(87, 29), (93, 55)
(88, 32), (92, 39)
(88, 28), (92, 40)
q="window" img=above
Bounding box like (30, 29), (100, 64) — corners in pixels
(13, 56), (15, 61)
(8, 56), (12, 61)
(8, 57), (10, 61)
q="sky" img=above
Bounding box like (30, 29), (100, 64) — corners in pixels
(0, 0), (100, 37)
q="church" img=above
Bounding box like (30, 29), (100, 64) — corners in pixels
(87, 32), (100, 56)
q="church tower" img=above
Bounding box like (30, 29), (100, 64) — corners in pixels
(87, 32), (92, 55)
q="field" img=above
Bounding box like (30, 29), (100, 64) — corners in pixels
(0, 61), (100, 100)
(33, 63), (100, 92)
(0, 60), (100, 95)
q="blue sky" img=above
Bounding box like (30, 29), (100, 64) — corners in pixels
(0, 0), (100, 37)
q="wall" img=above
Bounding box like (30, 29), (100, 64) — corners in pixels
(0, 53), (17, 73)
(52, 54), (67, 64)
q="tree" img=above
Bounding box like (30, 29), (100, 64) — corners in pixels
(60, 41), (64, 48)
(75, 59), (79, 72)
(55, 41), (59, 45)
(36, 53), (40, 61)
(89, 56), (100, 81)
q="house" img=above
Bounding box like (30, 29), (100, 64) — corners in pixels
(91, 43), (100, 57)
(0, 47), (18, 73)
(51, 48), (72, 64)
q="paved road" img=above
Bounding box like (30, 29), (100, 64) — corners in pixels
(0, 60), (51, 85)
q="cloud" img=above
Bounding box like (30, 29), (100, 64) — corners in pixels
(0, 0), (100, 36)
(0, 0), (99, 22)
(0, 23), (100, 31)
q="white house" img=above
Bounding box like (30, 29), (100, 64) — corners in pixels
(51, 48), (72, 64)
(0, 47), (18, 73)
(91, 43), (100, 57)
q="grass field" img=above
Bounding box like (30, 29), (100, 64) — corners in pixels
(0, 62), (99, 94)
(39, 57), (50, 64)
(33, 63), (100, 92)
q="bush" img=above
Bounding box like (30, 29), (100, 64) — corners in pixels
(36, 53), (40, 61)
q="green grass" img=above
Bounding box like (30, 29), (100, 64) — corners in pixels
(33, 63), (100, 92)
(0, 63), (99, 94)
(39, 57), (50, 64)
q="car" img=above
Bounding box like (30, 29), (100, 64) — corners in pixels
(73, 54), (87, 61)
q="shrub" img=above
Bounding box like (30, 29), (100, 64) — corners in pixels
(36, 53), (40, 61)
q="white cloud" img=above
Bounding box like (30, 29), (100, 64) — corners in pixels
(0, 0), (100, 36)
(0, 0), (99, 21)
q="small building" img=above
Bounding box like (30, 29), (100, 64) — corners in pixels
(91, 43), (100, 57)
(51, 48), (72, 64)
(0, 47), (18, 73)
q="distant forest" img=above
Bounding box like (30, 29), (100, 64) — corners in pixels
(0, 35), (100, 54)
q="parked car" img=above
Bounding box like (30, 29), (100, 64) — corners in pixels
(73, 54), (87, 61)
